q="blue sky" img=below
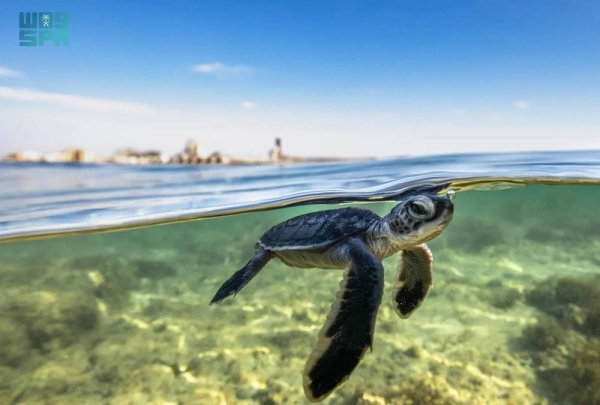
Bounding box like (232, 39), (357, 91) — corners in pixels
(1, 1), (599, 158)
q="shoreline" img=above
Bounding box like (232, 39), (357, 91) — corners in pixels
(1, 155), (379, 166)
(1, 138), (380, 166)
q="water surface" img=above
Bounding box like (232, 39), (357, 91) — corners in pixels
(2, 150), (600, 242)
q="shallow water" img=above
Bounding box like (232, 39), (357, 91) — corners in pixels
(1, 180), (600, 404)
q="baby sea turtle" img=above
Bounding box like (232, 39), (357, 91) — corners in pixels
(210, 191), (454, 402)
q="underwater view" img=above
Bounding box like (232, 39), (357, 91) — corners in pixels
(3, 0), (599, 403)
(1, 154), (600, 405)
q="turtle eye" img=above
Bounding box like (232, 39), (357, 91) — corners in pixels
(408, 200), (433, 220)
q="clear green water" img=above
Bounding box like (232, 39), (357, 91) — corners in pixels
(1, 185), (600, 405)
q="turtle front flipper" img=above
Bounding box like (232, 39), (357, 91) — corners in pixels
(210, 248), (272, 305)
(392, 243), (433, 319)
(303, 239), (384, 402)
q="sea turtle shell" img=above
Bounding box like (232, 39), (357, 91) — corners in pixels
(256, 207), (381, 252)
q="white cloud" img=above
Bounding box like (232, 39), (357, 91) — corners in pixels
(0, 86), (154, 115)
(190, 62), (254, 77)
(514, 100), (530, 109)
(241, 101), (256, 109)
(0, 67), (23, 78)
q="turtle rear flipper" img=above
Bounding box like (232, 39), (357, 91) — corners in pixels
(210, 248), (272, 305)
(392, 244), (433, 319)
(303, 239), (384, 402)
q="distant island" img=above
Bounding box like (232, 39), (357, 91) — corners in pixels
(2, 138), (374, 166)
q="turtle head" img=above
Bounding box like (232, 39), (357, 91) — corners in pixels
(385, 193), (454, 245)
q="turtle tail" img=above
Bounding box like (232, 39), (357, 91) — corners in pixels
(209, 248), (272, 305)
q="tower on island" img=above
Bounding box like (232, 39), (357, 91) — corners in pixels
(269, 137), (283, 163)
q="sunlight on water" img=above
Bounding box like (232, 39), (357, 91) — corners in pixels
(1, 184), (599, 405)
(2, 150), (600, 242)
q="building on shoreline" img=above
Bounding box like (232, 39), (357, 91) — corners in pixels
(2, 138), (373, 165)
(111, 149), (170, 165)
(268, 137), (283, 163)
(3, 148), (96, 164)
